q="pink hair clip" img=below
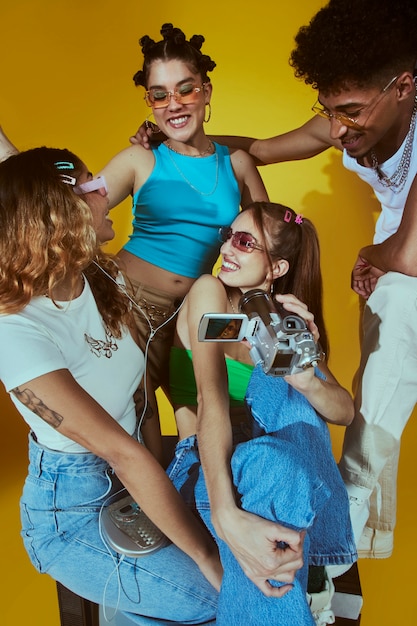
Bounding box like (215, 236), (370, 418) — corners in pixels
(284, 210), (303, 224)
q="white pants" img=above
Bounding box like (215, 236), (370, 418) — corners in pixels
(339, 272), (417, 547)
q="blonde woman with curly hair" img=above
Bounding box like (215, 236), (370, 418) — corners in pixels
(0, 148), (221, 624)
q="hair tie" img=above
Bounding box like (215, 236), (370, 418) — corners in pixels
(284, 209), (303, 224)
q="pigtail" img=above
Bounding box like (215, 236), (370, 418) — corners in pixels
(245, 202), (329, 359)
(292, 219), (328, 358)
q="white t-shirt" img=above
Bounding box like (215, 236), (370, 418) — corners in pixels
(0, 279), (144, 453)
(343, 130), (417, 243)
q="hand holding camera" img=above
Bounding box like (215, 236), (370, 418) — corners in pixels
(198, 289), (322, 377)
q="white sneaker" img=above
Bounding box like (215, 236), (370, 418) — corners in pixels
(357, 526), (393, 559)
(307, 570), (335, 625)
(324, 483), (372, 580)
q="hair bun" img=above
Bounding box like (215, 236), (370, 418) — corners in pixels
(133, 24), (216, 87)
(139, 35), (155, 55)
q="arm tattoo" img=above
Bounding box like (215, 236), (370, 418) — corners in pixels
(11, 386), (64, 429)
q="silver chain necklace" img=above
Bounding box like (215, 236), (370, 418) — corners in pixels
(227, 292), (237, 313)
(370, 92), (417, 193)
(166, 139), (215, 158)
(165, 143), (219, 196)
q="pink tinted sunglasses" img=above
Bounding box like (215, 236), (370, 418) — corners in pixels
(218, 226), (264, 253)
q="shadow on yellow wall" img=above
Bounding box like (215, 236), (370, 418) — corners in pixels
(1, 1), (416, 624)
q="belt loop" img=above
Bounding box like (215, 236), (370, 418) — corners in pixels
(30, 431), (44, 478)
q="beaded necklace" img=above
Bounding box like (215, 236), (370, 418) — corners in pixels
(227, 292), (237, 313)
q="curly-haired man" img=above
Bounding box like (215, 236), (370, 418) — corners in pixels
(205, 0), (417, 566)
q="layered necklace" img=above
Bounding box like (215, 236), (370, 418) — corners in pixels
(166, 139), (215, 158)
(370, 91), (417, 193)
(165, 140), (219, 196)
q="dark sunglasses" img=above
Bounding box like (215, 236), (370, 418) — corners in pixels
(218, 226), (264, 253)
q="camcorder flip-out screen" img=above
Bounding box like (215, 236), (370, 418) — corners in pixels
(198, 289), (322, 376)
(198, 313), (250, 342)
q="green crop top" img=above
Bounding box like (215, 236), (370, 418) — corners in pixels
(170, 346), (254, 407)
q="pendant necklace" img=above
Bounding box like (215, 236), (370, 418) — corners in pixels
(165, 141), (219, 196)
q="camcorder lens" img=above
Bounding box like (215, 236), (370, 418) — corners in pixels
(239, 289), (275, 327)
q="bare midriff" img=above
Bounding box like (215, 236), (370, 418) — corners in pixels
(116, 249), (196, 299)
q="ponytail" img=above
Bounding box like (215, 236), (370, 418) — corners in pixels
(244, 202), (329, 358)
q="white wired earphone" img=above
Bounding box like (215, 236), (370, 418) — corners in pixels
(92, 260), (184, 618)
(92, 260), (184, 435)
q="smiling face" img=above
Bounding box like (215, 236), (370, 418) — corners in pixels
(146, 58), (211, 146)
(76, 166), (113, 244)
(318, 74), (414, 161)
(218, 211), (275, 294)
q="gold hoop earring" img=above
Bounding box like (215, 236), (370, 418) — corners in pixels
(145, 114), (160, 135)
(204, 103), (212, 123)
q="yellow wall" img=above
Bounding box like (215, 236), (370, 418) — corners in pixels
(1, 1), (416, 623)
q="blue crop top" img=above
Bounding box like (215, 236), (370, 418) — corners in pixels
(170, 346), (254, 407)
(123, 142), (240, 278)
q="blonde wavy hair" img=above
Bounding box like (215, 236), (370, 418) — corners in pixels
(0, 147), (131, 337)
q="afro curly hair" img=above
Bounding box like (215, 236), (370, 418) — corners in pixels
(289, 0), (417, 93)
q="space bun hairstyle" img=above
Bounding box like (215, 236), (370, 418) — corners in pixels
(133, 23), (216, 87)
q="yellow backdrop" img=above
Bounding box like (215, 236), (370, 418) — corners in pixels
(1, 1), (416, 624)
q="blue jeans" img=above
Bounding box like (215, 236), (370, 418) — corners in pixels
(247, 367), (357, 568)
(168, 367), (356, 626)
(21, 434), (217, 625)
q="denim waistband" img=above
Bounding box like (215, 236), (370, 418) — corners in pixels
(28, 432), (110, 476)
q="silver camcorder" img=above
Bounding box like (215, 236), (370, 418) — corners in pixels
(198, 288), (322, 376)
